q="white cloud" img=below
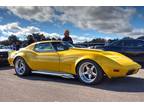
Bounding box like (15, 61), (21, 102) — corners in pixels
(0, 36), (7, 40)
(55, 7), (144, 38)
(4, 6), (144, 39)
(44, 32), (92, 43)
(0, 22), (40, 40)
(124, 28), (144, 38)
(7, 6), (54, 22)
(55, 7), (136, 35)
(0, 22), (90, 43)
(38, 32), (91, 43)
(70, 35), (93, 43)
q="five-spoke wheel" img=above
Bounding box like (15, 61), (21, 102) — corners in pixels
(77, 60), (103, 84)
(14, 57), (31, 76)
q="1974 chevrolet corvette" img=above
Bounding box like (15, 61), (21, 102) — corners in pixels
(8, 41), (141, 84)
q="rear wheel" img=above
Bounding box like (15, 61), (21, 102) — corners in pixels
(14, 57), (31, 76)
(76, 60), (104, 85)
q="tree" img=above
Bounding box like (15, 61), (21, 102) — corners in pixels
(0, 40), (10, 46)
(31, 33), (41, 41)
(122, 37), (133, 40)
(8, 35), (19, 44)
(83, 38), (106, 44)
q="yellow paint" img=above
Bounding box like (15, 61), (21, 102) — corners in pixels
(8, 41), (141, 78)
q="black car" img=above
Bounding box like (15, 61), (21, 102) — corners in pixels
(103, 39), (144, 66)
(0, 45), (11, 66)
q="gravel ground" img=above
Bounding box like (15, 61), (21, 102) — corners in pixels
(0, 66), (144, 102)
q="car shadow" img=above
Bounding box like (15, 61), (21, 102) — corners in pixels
(17, 73), (144, 93)
(96, 77), (144, 92)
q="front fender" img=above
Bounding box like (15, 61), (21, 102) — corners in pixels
(14, 52), (28, 64)
(75, 55), (96, 67)
(72, 54), (121, 77)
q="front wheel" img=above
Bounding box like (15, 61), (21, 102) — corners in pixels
(76, 60), (104, 85)
(14, 57), (31, 76)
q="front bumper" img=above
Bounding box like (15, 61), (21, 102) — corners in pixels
(105, 63), (141, 78)
(0, 58), (9, 65)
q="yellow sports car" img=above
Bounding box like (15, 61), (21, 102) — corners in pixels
(8, 40), (141, 85)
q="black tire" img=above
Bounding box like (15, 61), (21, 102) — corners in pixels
(76, 60), (104, 85)
(14, 57), (31, 76)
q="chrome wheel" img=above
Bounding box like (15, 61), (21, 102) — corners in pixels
(15, 59), (26, 75)
(79, 62), (97, 83)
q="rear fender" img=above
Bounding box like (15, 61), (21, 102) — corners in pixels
(13, 52), (27, 64)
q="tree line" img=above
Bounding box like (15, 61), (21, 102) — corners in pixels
(1, 33), (144, 46)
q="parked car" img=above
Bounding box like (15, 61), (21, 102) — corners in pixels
(88, 45), (104, 49)
(0, 45), (12, 66)
(73, 44), (87, 48)
(103, 39), (144, 66)
(8, 40), (141, 85)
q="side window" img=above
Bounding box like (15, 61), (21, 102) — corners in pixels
(52, 42), (69, 51)
(34, 43), (55, 52)
(111, 41), (123, 47)
(134, 40), (144, 47)
(123, 40), (135, 47)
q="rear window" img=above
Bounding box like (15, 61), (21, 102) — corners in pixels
(123, 40), (144, 47)
(110, 41), (123, 46)
(34, 42), (55, 52)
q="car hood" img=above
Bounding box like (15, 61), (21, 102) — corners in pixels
(70, 47), (126, 55)
(70, 47), (103, 52)
(70, 47), (117, 55)
(70, 47), (129, 57)
(70, 47), (137, 65)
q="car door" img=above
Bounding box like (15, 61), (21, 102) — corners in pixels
(51, 42), (74, 74)
(133, 40), (144, 54)
(123, 40), (144, 62)
(29, 42), (60, 72)
(123, 40), (141, 55)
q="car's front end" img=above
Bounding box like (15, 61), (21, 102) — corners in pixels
(0, 49), (10, 66)
(96, 51), (141, 78)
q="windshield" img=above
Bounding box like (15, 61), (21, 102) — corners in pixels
(63, 41), (74, 48)
(106, 40), (121, 46)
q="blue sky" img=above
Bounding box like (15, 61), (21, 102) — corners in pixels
(0, 6), (144, 43)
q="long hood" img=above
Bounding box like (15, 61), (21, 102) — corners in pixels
(70, 47), (104, 53)
(70, 47), (127, 56)
(70, 47), (137, 66)
(70, 47), (118, 55)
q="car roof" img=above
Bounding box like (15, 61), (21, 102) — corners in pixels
(26, 40), (63, 49)
(112, 39), (144, 43)
(121, 39), (144, 41)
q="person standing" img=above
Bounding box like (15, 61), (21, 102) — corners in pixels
(27, 35), (35, 45)
(62, 30), (73, 44)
